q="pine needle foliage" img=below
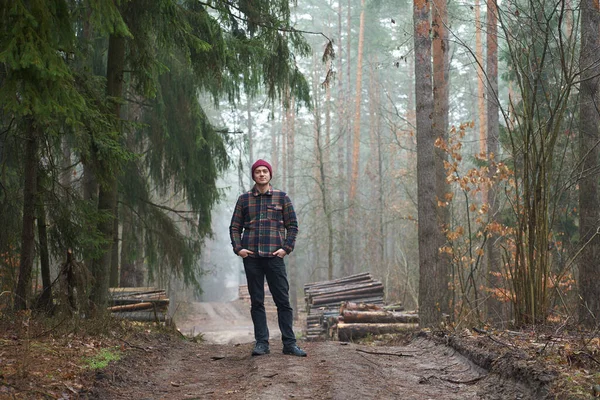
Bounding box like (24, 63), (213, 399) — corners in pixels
(1, 0), (313, 306)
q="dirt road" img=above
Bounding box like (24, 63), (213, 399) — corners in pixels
(175, 301), (258, 345)
(88, 301), (540, 399)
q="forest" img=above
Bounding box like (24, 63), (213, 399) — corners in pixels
(1, 0), (600, 334)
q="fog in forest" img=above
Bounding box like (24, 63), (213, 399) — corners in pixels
(4, 0), (600, 331)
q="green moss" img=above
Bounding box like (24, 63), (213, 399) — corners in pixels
(83, 348), (121, 370)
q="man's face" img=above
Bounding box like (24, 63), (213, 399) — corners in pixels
(253, 166), (271, 184)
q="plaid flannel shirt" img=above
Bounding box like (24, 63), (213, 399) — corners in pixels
(229, 184), (298, 258)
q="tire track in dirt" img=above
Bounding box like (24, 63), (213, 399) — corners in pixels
(88, 301), (541, 399)
(90, 333), (538, 399)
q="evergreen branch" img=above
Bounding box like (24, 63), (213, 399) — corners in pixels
(215, 129), (243, 134)
(196, 0), (332, 43)
(130, 197), (198, 223)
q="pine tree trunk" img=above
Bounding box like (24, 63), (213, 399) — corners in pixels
(414, 0), (446, 327)
(109, 196), (119, 288)
(282, 92), (288, 190)
(324, 48), (334, 281)
(325, 56), (331, 175)
(288, 94), (298, 319)
(345, 0), (366, 276)
(14, 120), (39, 311)
(475, 0), (487, 158)
(578, 0), (600, 327)
(432, 0), (451, 318)
(36, 172), (53, 312)
(270, 108), (279, 178)
(337, 0), (347, 279)
(485, 0), (503, 323)
(81, 6), (98, 272)
(349, 0), (365, 203)
(90, 32), (125, 309)
(366, 61), (383, 270)
(60, 137), (72, 188)
(247, 101), (254, 184)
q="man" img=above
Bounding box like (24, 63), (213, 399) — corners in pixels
(229, 159), (306, 357)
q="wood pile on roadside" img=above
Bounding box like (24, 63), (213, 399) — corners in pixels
(304, 272), (386, 340)
(335, 301), (419, 341)
(238, 284), (276, 313)
(108, 287), (169, 322)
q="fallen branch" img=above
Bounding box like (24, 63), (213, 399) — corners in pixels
(118, 337), (150, 352)
(427, 374), (487, 385)
(472, 327), (515, 349)
(355, 348), (414, 357)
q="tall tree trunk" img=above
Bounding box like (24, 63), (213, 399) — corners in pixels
(578, 0), (600, 327)
(247, 100), (254, 183)
(60, 137), (72, 188)
(120, 207), (134, 286)
(432, 0), (451, 318)
(325, 58), (332, 176)
(366, 61), (383, 271)
(337, 0), (348, 279)
(36, 172), (53, 312)
(485, 0), (503, 323)
(324, 32), (333, 279)
(346, 0), (352, 100)
(345, 0), (366, 276)
(282, 91), (289, 190)
(90, 32), (125, 309)
(82, 5), (98, 272)
(270, 108), (280, 178)
(14, 120), (39, 310)
(349, 0), (365, 203)
(313, 56), (335, 281)
(109, 197), (119, 287)
(415, 0), (446, 327)
(288, 94), (298, 318)
(475, 0), (487, 158)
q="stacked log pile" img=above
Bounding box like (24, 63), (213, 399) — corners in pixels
(108, 287), (169, 322)
(304, 272), (386, 340)
(238, 284), (276, 313)
(335, 302), (419, 341)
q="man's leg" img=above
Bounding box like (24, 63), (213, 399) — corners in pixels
(243, 257), (269, 346)
(264, 256), (295, 347)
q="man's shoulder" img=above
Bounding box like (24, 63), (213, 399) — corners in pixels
(236, 191), (254, 201)
(269, 188), (289, 198)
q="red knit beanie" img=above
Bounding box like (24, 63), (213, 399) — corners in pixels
(251, 159), (273, 179)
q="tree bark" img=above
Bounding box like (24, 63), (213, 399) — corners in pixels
(107, 301), (167, 312)
(341, 310), (419, 324)
(475, 0), (487, 157)
(338, 0), (349, 278)
(485, 0), (503, 323)
(247, 99), (254, 184)
(432, 0), (451, 319)
(36, 172), (53, 312)
(120, 207), (144, 286)
(578, 0), (600, 327)
(337, 322), (418, 341)
(349, 0), (365, 204)
(14, 120), (39, 311)
(308, 281), (384, 296)
(90, 32), (125, 309)
(288, 94), (298, 319)
(414, 0), (447, 327)
(312, 288), (384, 306)
(109, 194), (119, 288)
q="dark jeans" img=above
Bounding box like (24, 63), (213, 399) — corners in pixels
(243, 256), (296, 347)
